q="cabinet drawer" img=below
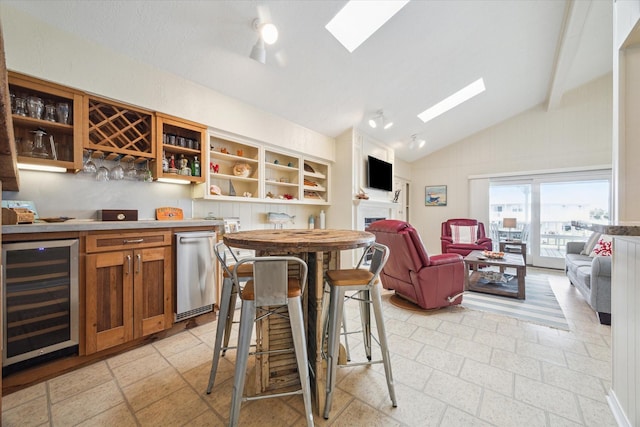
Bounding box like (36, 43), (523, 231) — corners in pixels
(86, 230), (171, 253)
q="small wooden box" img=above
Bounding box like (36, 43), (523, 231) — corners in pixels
(98, 209), (138, 221)
(2, 208), (35, 225)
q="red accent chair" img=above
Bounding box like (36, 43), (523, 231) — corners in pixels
(441, 218), (492, 257)
(367, 219), (465, 309)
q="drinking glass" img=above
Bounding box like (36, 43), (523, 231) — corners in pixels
(56, 102), (70, 124)
(14, 97), (27, 116)
(27, 96), (44, 119)
(124, 157), (138, 180)
(44, 104), (57, 122)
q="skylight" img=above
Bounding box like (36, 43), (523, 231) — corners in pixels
(326, 0), (410, 53)
(418, 78), (486, 123)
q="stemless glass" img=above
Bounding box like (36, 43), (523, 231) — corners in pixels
(27, 96), (44, 119)
(14, 97), (27, 116)
(56, 102), (70, 124)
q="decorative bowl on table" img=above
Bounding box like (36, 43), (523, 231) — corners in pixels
(480, 271), (507, 283)
(482, 250), (505, 259)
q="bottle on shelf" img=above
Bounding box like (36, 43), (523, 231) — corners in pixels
(192, 156), (200, 177)
(162, 151), (169, 172)
(308, 215), (315, 230)
(319, 210), (326, 229)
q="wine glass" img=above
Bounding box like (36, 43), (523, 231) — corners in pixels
(124, 157), (138, 180)
(82, 150), (97, 175)
(96, 156), (110, 182)
(109, 156), (124, 180)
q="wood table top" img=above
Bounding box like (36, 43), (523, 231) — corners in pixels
(223, 228), (374, 253)
(464, 250), (525, 267)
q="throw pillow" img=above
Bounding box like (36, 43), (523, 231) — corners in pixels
(590, 235), (613, 257)
(581, 232), (602, 255)
(451, 225), (477, 244)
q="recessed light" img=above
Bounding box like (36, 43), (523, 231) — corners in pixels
(326, 0), (409, 53)
(418, 78), (486, 123)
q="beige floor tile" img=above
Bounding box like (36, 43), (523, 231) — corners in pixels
(335, 365), (393, 409)
(406, 312), (443, 330)
(538, 333), (589, 356)
(332, 399), (402, 427)
(153, 329), (203, 358)
(1, 394), (49, 427)
(440, 406), (494, 427)
(384, 316), (419, 338)
(490, 348), (542, 380)
(134, 385), (209, 427)
(186, 409), (227, 426)
(472, 328), (517, 352)
(166, 342), (214, 373)
(378, 382), (446, 426)
(1, 382), (46, 411)
(516, 339), (567, 366)
(107, 343), (159, 370)
(410, 326), (452, 350)
(48, 361), (112, 403)
(496, 321), (539, 342)
(437, 319), (477, 340)
(584, 341), (612, 362)
(577, 395), (619, 426)
(415, 344), (465, 375)
(461, 312), (500, 332)
(51, 380), (124, 426)
(236, 397), (306, 426)
(424, 370), (482, 414)
(514, 375), (582, 422)
(446, 336), (492, 364)
(111, 351), (171, 387)
(564, 352), (611, 381)
(548, 413), (585, 427)
(386, 333), (424, 360)
(122, 366), (187, 411)
(372, 353), (433, 391)
(541, 361), (609, 402)
(479, 389), (546, 426)
(76, 402), (138, 427)
(459, 359), (514, 396)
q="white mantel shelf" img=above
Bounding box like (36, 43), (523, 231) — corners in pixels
(353, 199), (399, 208)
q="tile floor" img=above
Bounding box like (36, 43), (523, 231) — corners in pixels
(2, 268), (617, 426)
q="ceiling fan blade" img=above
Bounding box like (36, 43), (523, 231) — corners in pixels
(256, 3), (272, 24)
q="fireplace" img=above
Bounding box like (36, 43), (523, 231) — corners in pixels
(364, 217), (386, 229)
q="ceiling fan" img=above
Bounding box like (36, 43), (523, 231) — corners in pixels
(249, 4), (286, 66)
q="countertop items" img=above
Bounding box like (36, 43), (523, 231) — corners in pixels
(2, 218), (223, 234)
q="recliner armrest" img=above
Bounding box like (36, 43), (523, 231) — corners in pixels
(476, 237), (491, 245)
(441, 236), (453, 243)
(429, 253), (463, 266)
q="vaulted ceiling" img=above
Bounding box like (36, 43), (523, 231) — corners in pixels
(2, 0), (613, 162)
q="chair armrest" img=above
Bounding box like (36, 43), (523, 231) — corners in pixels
(429, 253), (463, 266)
(566, 241), (585, 255)
(441, 236), (453, 243)
(476, 237), (492, 245)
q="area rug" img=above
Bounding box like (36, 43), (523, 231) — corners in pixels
(461, 274), (570, 331)
(386, 274), (569, 331)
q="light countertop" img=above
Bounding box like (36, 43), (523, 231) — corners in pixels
(2, 218), (224, 234)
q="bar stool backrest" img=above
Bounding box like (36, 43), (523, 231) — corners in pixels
(214, 241), (237, 277)
(236, 256), (308, 307)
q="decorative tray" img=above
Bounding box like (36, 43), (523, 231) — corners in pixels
(482, 250), (505, 259)
(40, 217), (74, 223)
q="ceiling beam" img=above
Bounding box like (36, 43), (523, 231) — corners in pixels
(546, 0), (593, 111)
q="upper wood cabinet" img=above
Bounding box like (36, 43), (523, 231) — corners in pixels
(154, 113), (206, 183)
(8, 72), (83, 172)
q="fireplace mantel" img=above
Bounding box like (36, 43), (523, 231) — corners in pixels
(353, 199), (398, 231)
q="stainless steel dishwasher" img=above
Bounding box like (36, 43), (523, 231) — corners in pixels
(175, 231), (217, 321)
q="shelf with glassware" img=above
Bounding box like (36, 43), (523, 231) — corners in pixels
(264, 149), (299, 201)
(302, 159), (329, 203)
(8, 71), (84, 172)
(155, 113), (206, 183)
(206, 134), (260, 199)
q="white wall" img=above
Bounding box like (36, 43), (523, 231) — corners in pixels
(410, 74), (613, 255)
(0, 5), (332, 228)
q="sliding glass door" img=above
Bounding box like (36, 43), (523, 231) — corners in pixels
(489, 171), (611, 269)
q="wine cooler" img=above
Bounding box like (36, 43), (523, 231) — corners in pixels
(2, 239), (79, 373)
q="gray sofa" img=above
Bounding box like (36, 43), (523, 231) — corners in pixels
(565, 241), (611, 325)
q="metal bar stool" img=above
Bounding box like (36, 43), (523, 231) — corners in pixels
(323, 242), (397, 419)
(206, 242), (253, 394)
(229, 256), (314, 427)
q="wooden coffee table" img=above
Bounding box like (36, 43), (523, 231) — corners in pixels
(464, 250), (526, 299)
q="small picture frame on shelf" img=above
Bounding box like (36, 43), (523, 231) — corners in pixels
(425, 185), (447, 206)
(223, 217), (241, 234)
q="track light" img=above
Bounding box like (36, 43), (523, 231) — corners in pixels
(250, 19), (278, 64)
(368, 110), (393, 130)
(408, 134), (426, 150)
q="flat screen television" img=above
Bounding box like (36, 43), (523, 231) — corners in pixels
(367, 155), (393, 191)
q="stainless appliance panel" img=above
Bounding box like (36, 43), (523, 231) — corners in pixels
(175, 231), (216, 321)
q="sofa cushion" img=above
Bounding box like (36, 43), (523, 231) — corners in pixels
(575, 265), (592, 290)
(590, 235), (613, 257)
(581, 232), (601, 255)
(451, 225), (477, 244)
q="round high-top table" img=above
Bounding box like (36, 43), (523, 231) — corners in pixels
(223, 228), (374, 412)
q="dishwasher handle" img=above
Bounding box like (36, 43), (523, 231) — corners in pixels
(179, 236), (213, 244)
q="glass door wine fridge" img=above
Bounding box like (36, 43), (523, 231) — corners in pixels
(2, 239), (79, 373)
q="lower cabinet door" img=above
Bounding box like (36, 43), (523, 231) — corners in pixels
(134, 246), (172, 337)
(86, 250), (134, 354)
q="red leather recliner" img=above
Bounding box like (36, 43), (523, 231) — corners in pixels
(367, 219), (465, 309)
(441, 218), (492, 257)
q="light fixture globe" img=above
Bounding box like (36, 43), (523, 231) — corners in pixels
(383, 120), (393, 130)
(368, 117), (378, 128)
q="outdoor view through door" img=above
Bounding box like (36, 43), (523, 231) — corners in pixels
(489, 172), (611, 269)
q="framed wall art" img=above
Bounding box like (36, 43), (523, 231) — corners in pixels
(425, 185), (447, 206)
